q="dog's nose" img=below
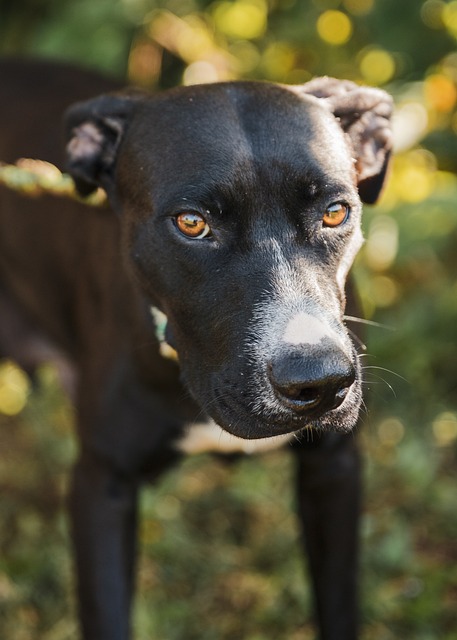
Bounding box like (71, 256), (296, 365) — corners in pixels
(268, 349), (355, 414)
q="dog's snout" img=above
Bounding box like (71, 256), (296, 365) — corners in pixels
(268, 348), (355, 415)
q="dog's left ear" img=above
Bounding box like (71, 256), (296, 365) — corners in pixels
(64, 92), (143, 198)
(300, 77), (393, 204)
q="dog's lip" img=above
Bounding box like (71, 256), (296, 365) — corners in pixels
(208, 386), (354, 440)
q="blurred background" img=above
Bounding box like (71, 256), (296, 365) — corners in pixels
(0, 0), (457, 638)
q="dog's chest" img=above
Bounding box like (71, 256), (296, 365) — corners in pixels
(175, 421), (294, 455)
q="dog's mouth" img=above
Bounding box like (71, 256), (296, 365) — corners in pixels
(197, 328), (363, 440)
(157, 304), (362, 440)
(205, 373), (362, 440)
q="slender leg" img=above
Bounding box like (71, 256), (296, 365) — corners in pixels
(68, 453), (139, 640)
(294, 433), (361, 640)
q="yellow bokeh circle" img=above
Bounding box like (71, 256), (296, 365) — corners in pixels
(359, 48), (396, 85)
(213, 0), (267, 40)
(0, 361), (30, 416)
(424, 74), (457, 112)
(377, 417), (405, 446)
(317, 10), (353, 46)
(443, 0), (457, 38)
(433, 412), (457, 446)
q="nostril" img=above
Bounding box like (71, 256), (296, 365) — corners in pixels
(279, 383), (323, 407)
(332, 384), (351, 408)
(268, 354), (355, 414)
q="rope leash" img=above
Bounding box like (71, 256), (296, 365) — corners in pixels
(0, 159), (107, 207)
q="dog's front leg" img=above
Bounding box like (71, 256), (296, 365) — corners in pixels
(294, 433), (361, 640)
(68, 452), (139, 640)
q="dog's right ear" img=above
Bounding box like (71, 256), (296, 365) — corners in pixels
(298, 77), (393, 204)
(65, 92), (142, 198)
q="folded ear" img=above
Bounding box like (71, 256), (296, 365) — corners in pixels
(64, 92), (143, 197)
(301, 77), (393, 204)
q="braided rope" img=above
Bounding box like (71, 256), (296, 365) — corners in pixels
(0, 159), (107, 207)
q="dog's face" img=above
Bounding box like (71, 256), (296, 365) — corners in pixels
(66, 79), (392, 439)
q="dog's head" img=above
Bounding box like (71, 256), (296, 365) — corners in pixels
(65, 78), (392, 439)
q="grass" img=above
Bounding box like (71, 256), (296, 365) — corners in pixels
(0, 361), (457, 639)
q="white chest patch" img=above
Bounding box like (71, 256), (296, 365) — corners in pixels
(176, 421), (294, 456)
(283, 312), (333, 346)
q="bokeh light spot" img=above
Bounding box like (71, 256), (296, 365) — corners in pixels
(183, 61), (220, 85)
(0, 361), (30, 416)
(372, 276), (399, 307)
(397, 166), (435, 202)
(387, 150), (438, 204)
(364, 215), (399, 272)
(213, 0), (267, 40)
(316, 10), (353, 46)
(420, 0), (445, 29)
(343, 0), (374, 16)
(433, 412), (457, 446)
(261, 42), (295, 79)
(424, 73), (457, 112)
(392, 102), (428, 153)
(230, 41), (261, 73)
(443, 0), (457, 38)
(128, 40), (162, 86)
(377, 418), (405, 446)
(359, 48), (396, 85)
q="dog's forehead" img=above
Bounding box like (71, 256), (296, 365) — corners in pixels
(126, 82), (353, 182)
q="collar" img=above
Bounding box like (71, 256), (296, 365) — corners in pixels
(149, 306), (179, 362)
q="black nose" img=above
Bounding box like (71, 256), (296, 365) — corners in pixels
(268, 349), (355, 414)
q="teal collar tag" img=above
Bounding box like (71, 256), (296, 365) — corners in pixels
(149, 306), (179, 362)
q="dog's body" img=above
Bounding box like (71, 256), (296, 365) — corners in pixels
(0, 59), (392, 640)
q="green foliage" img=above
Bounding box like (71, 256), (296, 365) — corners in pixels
(1, 0), (457, 638)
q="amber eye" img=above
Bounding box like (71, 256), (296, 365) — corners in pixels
(322, 202), (350, 228)
(175, 212), (211, 239)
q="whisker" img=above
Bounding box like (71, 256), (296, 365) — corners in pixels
(363, 371), (397, 397)
(359, 400), (369, 417)
(292, 427), (314, 445)
(193, 390), (232, 417)
(363, 365), (409, 383)
(344, 315), (395, 331)
(346, 327), (367, 351)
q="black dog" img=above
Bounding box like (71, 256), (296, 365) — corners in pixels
(0, 58), (392, 640)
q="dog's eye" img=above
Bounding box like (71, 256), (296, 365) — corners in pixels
(322, 202), (350, 228)
(175, 212), (211, 239)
